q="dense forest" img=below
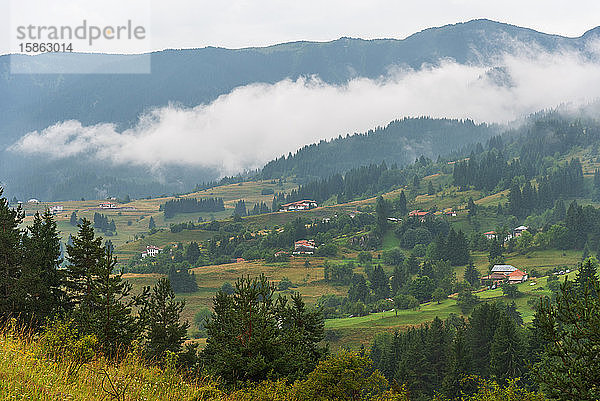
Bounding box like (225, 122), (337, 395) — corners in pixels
(160, 197), (225, 218)
(262, 117), (495, 180)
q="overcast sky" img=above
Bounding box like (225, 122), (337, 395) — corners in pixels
(2, 0), (600, 54)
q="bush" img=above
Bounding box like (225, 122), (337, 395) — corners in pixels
(220, 282), (235, 295)
(382, 248), (405, 266)
(501, 284), (521, 299)
(193, 307), (212, 338)
(39, 318), (98, 376)
(316, 243), (338, 257)
(278, 277), (294, 291)
(394, 294), (420, 310)
(412, 244), (427, 257)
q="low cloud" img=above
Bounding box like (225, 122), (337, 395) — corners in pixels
(10, 45), (600, 175)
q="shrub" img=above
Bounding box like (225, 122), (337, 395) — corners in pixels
(39, 318), (98, 376)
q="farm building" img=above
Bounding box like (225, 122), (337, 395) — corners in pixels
(141, 245), (161, 258)
(279, 200), (318, 212)
(293, 240), (317, 255)
(482, 264), (528, 285)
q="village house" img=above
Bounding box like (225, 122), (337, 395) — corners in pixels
(481, 264), (528, 285)
(141, 245), (161, 259)
(279, 200), (318, 212)
(99, 202), (117, 209)
(484, 230), (497, 240)
(508, 269), (529, 283)
(293, 239), (317, 255)
(408, 210), (431, 222)
(49, 205), (64, 214)
(513, 225), (529, 237)
(444, 209), (457, 217)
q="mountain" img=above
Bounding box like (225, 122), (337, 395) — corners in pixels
(1, 19), (599, 200)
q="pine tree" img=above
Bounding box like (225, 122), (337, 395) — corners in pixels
(86, 247), (142, 356)
(427, 181), (435, 195)
(396, 191), (408, 215)
(467, 197), (477, 217)
(404, 253), (420, 275)
(489, 313), (525, 382)
(370, 265), (389, 300)
(443, 325), (473, 398)
(185, 241), (201, 264)
(65, 219), (105, 309)
(141, 278), (188, 360)
(469, 302), (502, 377)
(464, 261), (480, 287)
(18, 211), (65, 326)
(148, 216), (156, 231)
(69, 211), (78, 226)
(575, 257), (599, 296)
(375, 196), (389, 233)
(0, 188), (24, 319)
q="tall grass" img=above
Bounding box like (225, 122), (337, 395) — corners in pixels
(0, 322), (222, 400)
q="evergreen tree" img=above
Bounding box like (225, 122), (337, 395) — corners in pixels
(489, 313), (525, 382)
(443, 325), (473, 398)
(18, 211), (65, 326)
(0, 188), (24, 319)
(575, 257), (599, 296)
(464, 261), (480, 287)
(168, 265), (199, 293)
(185, 241), (201, 264)
(201, 275), (325, 385)
(427, 181), (435, 195)
(396, 191), (408, 215)
(65, 219), (104, 309)
(535, 278), (600, 400)
(467, 197), (477, 217)
(375, 196), (389, 233)
(469, 302), (502, 377)
(404, 253), (420, 275)
(84, 247), (142, 356)
(425, 317), (449, 391)
(141, 278), (188, 360)
(148, 216), (156, 231)
(69, 211), (78, 226)
(233, 200), (247, 217)
(390, 265), (407, 296)
(369, 265), (389, 300)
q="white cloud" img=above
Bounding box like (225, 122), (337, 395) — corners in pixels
(9, 46), (600, 175)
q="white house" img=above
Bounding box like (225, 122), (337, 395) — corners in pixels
(49, 205), (64, 214)
(514, 226), (529, 237)
(99, 202), (117, 209)
(141, 245), (161, 258)
(27, 198), (40, 204)
(280, 200), (318, 212)
(484, 231), (497, 240)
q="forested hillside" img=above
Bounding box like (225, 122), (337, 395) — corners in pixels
(261, 117), (495, 180)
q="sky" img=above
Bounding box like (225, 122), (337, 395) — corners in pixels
(2, 0), (600, 54)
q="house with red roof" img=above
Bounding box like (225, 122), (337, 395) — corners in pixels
(293, 239), (317, 255)
(508, 269), (528, 284)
